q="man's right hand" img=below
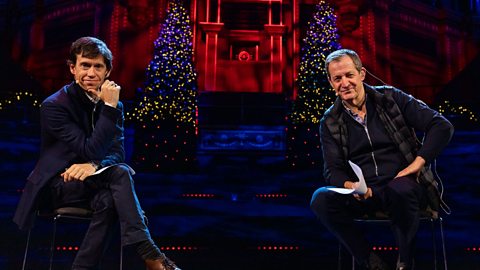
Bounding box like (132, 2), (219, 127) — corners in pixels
(345, 181), (373, 200)
(96, 79), (121, 107)
(61, 163), (97, 182)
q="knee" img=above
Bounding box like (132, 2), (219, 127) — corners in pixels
(310, 187), (331, 217)
(109, 164), (132, 178)
(108, 164), (134, 184)
(386, 176), (422, 202)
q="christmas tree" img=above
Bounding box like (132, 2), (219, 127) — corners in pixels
(129, 0), (198, 171)
(287, 0), (341, 168)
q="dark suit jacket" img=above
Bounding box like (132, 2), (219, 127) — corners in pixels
(13, 82), (125, 230)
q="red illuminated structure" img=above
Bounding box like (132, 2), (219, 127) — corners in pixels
(2, 0), (479, 104)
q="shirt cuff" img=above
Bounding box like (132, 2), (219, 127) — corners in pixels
(104, 102), (115, 107)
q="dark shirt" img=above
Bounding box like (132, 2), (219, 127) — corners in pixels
(343, 95), (408, 188)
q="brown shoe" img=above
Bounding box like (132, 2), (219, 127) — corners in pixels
(145, 254), (181, 270)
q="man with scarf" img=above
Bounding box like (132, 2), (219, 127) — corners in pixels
(310, 49), (453, 270)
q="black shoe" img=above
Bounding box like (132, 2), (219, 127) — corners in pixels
(160, 254), (181, 270)
(396, 258), (414, 270)
(145, 253), (181, 270)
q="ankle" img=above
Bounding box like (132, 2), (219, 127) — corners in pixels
(136, 239), (163, 261)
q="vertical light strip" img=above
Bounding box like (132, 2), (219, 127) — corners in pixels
(280, 36), (283, 84)
(204, 33), (209, 90)
(278, 35), (283, 92)
(271, 35), (274, 92)
(359, 15), (365, 65)
(206, 0), (210, 22)
(94, 2), (100, 36)
(269, 0), (272, 24)
(192, 0), (197, 57)
(213, 33), (218, 90)
(109, 3), (120, 60)
(292, 0), (297, 99)
(368, 10), (375, 72)
(280, 0), (283, 25)
(279, 0), (283, 90)
(217, 0), (221, 23)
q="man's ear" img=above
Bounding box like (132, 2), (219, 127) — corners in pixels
(69, 64), (76, 75)
(106, 70), (111, 78)
(360, 67), (366, 80)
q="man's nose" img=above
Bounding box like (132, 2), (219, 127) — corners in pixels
(340, 77), (349, 87)
(87, 67), (96, 76)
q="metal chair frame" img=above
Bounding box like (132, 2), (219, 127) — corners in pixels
(22, 207), (123, 270)
(337, 211), (447, 270)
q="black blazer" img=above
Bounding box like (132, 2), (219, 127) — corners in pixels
(13, 82), (125, 230)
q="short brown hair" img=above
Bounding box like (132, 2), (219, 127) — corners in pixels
(68, 37), (113, 70)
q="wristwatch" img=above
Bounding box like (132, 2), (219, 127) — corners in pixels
(89, 161), (100, 171)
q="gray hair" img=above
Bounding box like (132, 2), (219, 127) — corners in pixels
(325, 49), (363, 78)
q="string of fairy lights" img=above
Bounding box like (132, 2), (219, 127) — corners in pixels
(287, 0), (341, 168)
(127, 0), (198, 170)
(290, 0), (341, 125)
(0, 92), (476, 125)
(126, 0), (197, 126)
(437, 100), (478, 122)
(0, 92), (40, 111)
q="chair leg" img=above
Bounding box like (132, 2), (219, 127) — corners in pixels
(120, 245), (123, 270)
(430, 218), (438, 270)
(337, 242), (342, 270)
(438, 217), (448, 270)
(22, 229), (31, 270)
(49, 216), (58, 270)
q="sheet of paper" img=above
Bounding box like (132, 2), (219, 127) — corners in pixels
(91, 163), (136, 176)
(326, 160), (367, 195)
(326, 187), (355, 194)
(348, 160), (367, 194)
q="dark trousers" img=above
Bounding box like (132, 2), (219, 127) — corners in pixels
(310, 176), (426, 267)
(52, 165), (151, 270)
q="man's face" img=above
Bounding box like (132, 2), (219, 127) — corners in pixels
(327, 55), (366, 102)
(69, 54), (111, 93)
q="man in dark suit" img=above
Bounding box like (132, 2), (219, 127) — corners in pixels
(13, 36), (180, 270)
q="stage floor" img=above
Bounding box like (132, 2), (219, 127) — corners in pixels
(0, 128), (479, 269)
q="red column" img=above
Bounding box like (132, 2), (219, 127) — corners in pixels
(199, 22), (224, 91)
(264, 24), (286, 93)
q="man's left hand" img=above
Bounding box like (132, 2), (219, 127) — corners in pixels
(395, 156), (426, 178)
